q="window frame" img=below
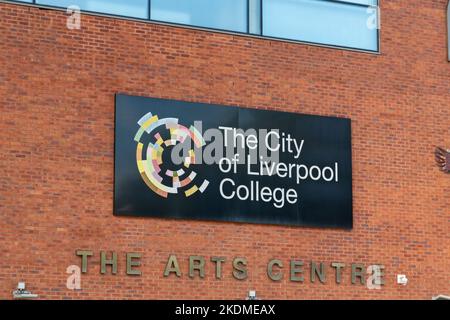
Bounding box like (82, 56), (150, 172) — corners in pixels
(149, 0), (250, 34)
(2, 0), (380, 54)
(261, 0), (380, 52)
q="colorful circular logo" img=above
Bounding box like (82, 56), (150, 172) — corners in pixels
(134, 112), (209, 198)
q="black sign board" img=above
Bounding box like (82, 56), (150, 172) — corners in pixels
(114, 94), (352, 228)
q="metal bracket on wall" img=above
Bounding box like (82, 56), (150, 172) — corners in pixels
(435, 147), (450, 173)
(432, 295), (450, 300)
(12, 282), (38, 299)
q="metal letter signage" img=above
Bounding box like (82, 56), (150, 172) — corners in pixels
(114, 94), (353, 228)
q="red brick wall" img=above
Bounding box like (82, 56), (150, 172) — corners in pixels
(0, 1), (449, 299)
